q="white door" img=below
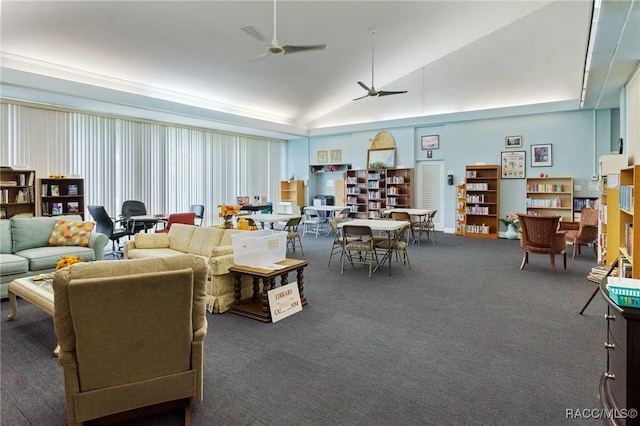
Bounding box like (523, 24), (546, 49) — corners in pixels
(416, 161), (444, 231)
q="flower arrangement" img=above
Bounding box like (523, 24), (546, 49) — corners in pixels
(218, 204), (241, 229)
(56, 255), (83, 271)
(499, 210), (520, 228)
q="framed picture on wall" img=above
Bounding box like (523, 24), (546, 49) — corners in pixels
(421, 135), (439, 150)
(330, 149), (342, 163)
(367, 148), (396, 169)
(505, 135), (522, 148)
(317, 150), (328, 163)
(531, 144), (552, 167)
(501, 151), (526, 179)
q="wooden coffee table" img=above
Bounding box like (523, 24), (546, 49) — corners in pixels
(7, 275), (59, 354)
(228, 259), (308, 322)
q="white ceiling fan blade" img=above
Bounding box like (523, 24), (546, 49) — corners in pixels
(241, 26), (266, 43)
(353, 94), (370, 101)
(249, 52), (270, 62)
(282, 44), (326, 54)
(357, 81), (371, 91)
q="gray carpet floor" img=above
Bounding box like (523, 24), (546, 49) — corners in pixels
(1, 232), (607, 425)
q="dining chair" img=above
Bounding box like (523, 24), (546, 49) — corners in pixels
(375, 223), (411, 270)
(302, 207), (323, 237)
(327, 218), (359, 266)
(189, 204), (205, 226)
(87, 205), (131, 259)
(560, 208), (598, 259)
(518, 213), (567, 273)
(156, 212), (196, 233)
(337, 207), (351, 220)
(284, 216), (304, 255)
(424, 210), (438, 244)
(341, 225), (379, 277)
(390, 211), (415, 243)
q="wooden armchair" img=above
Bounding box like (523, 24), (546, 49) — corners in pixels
(518, 213), (567, 272)
(558, 208), (598, 259)
(53, 255), (208, 425)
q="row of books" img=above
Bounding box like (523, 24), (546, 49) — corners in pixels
(41, 201), (80, 215)
(573, 198), (599, 211)
(1, 188), (35, 203)
(619, 185), (634, 211)
(625, 222), (633, 257)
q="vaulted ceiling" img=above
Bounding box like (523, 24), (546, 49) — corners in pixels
(1, 1), (638, 139)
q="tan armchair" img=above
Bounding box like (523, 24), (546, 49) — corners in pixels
(53, 255), (208, 425)
(518, 213), (567, 272)
(558, 208), (598, 259)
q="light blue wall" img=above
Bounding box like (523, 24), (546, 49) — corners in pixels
(286, 107), (616, 231)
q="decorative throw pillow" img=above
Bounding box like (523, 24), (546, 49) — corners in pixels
(48, 219), (95, 247)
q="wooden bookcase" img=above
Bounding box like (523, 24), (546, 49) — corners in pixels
(598, 154), (628, 266)
(455, 184), (466, 236)
(345, 169), (368, 219)
(525, 176), (573, 221)
(464, 165), (499, 238)
(279, 180), (304, 208)
(618, 165), (640, 277)
(345, 167), (414, 219)
(0, 168), (36, 219)
(386, 168), (413, 209)
(40, 177), (85, 219)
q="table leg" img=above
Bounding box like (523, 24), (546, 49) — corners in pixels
(6, 291), (18, 320)
(252, 276), (260, 299)
(262, 278), (276, 315)
(296, 267), (307, 305)
(232, 273), (242, 306)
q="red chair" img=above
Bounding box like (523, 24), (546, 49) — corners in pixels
(156, 212), (196, 233)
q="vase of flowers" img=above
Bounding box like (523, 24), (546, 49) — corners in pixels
(500, 210), (520, 240)
(218, 204), (241, 229)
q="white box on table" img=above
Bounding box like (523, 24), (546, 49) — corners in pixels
(231, 230), (287, 267)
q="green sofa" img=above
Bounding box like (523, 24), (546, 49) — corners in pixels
(0, 215), (109, 298)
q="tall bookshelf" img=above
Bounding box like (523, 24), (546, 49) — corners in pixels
(0, 168), (36, 219)
(279, 180), (304, 208)
(464, 165), (499, 238)
(345, 167), (414, 219)
(618, 165), (640, 277)
(386, 168), (413, 208)
(525, 176), (573, 221)
(345, 169), (368, 219)
(598, 154), (628, 266)
(40, 177), (85, 219)
(455, 183), (466, 236)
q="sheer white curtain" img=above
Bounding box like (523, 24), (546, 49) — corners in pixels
(1, 102), (285, 226)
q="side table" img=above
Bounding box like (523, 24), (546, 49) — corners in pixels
(228, 259), (309, 322)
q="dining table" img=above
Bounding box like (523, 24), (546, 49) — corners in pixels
(128, 214), (169, 232)
(338, 218), (410, 275)
(382, 208), (433, 243)
(249, 213), (301, 229)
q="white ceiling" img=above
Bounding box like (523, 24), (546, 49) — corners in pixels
(0, 0), (638, 139)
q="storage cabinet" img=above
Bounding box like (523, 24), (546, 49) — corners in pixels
(386, 168), (413, 209)
(599, 279), (640, 425)
(464, 165), (499, 238)
(525, 176), (573, 221)
(0, 168), (36, 219)
(40, 177), (85, 219)
(279, 180), (304, 208)
(618, 166), (640, 273)
(367, 169), (386, 218)
(455, 184), (466, 236)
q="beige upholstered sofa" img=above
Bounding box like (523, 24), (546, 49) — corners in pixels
(123, 224), (253, 313)
(53, 255), (207, 425)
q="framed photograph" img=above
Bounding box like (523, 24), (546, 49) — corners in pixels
(505, 135), (522, 148)
(501, 151), (526, 179)
(330, 149), (342, 163)
(52, 202), (63, 215)
(317, 150), (328, 163)
(67, 201), (79, 213)
(367, 148), (396, 169)
(421, 135), (439, 150)
(50, 184), (60, 196)
(531, 144), (552, 167)
(68, 184), (78, 196)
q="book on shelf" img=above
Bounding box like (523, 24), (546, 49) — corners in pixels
(52, 202), (63, 215)
(67, 184), (79, 196)
(621, 259), (633, 278)
(42, 184), (48, 196)
(67, 201), (79, 213)
(41, 202), (49, 215)
(27, 172), (34, 186)
(18, 174), (25, 186)
(51, 184), (60, 196)
(0, 180), (17, 186)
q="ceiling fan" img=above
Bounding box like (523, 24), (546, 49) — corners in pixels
(354, 29), (408, 101)
(241, 0), (326, 60)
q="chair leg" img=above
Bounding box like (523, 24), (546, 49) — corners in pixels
(297, 236), (304, 256)
(550, 254), (556, 273)
(563, 252), (567, 269)
(520, 252), (528, 270)
(572, 243), (577, 259)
